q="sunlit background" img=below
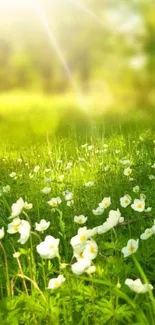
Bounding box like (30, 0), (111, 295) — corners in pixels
(0, 0), (155, 139)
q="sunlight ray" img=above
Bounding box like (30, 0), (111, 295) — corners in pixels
(67, 0), (105, 27)
(33, 1), (82, 98)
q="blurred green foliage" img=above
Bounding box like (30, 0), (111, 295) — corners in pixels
(0, 0), (155, 113)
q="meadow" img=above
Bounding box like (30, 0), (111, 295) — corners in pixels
(0, 96), (155, 324)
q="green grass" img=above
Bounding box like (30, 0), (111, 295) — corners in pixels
(0, 96), (155, 324)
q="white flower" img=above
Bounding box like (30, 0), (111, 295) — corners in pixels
(120, 194), (132, 208)
(104, 165), (110, 171)
(149, 175), (155, 180)
(125, 278), (153, 294)
(9, 198), (25, 219)
(144, 207), (152, 212)
(13, 252), (21, 258)
(140, 228), (154, 240)
(7, 217), (21, 234)
(62, 190), (73, 201)
(18, 220), (31, 244)
(74, 215), (87, 224)
(131, 199), (145, 212)
(83, 240), (98, 260)
(85, 181), (94, 187)
(97, 223), (111, 234)
(70, 227), (93, 248)
(120, 159), (130, 165)
(17, 158), (22, 163)
(45, 177), (52, 183)
(24, 202), (33, 210)
(2, 185), (11, 193)
(122, 239), (139, 257)
(41, 187), (51, 194)
(34, 165), (40, 173)
(67, 199), (74, 207)
(92, 206), (104, 216)
(140, 193), (146, 201)
(47, 197), (62, 207)
(36, 235), (59, 259)
(86, 265), (96, 275)
(45, 168), (51, 173)
(99, 197), (111, 209)
(106, 209), (124, 228)
(0, 227), (5, 239)
(124, 167), (132, 176)
(35, 219), (50, 232)
(151, 163), (155, 169)
(48, 275), (65, 290)
(9, 172), (16, 178)
(71, 259), (91, 275)
(133, 185), (140, 193)
(59, 174), (64, 182)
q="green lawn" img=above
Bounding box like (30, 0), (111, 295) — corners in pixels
(0, 95), (155, 324)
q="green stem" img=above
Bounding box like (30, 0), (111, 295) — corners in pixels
(0, 241), (10, 297)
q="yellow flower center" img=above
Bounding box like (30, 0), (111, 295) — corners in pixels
(80, 235), (86, 242)
(13, 225), (19, 232)
(137, 203), (142, 209)
(78, 218), (83, 223)
(54, 281), (60, 287)
(124, 199), (129, 204)
(89, 245), (95, 253)
(129, 245), (135, 253)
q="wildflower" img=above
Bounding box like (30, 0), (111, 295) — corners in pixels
(85, 181), (94, 187)
(133, 185), (140, 193)
(92, 206), (104, 216)
(70, 227), (93, 248)
(9, 172), (17, 179)
(9, 198), (25, 219)
(62, 190), (73, 201)
(86, 265), (96, 275)
(122, 239), (139, 257)
(48, 275), (65, 290)
(120, 194), (132, 208)
(36, 235), (59, 259)
(99, 197), (111, 209)
(18, 220), (31, 244)
(74, 215), (87, 224)
(140, 228), (154, 240)
(47, 197), (62, 207)
(7, 217), (21, 234)
(35, 219), (50, 232)
(2, 185), (11, 193)
(149, 175), (155, 180)
(45, 177), (52, 183)
(131, 199), (145, 212)
(104, 165), (110, 171)
(24, 202), (33, 210)
(67, 200), (74, 207)
(71, 259), (91, 275)
(13, 252), (21, 258)
(41, 187), (51, 194)
(83, 240), (98, 260)
(125, 278), (153, 294)
(17, 158), (22, 163)
(120, 159), (130, 165)
(0, 227), (5, 239)
(106, 209), (124, 228)
(34, 165), (40, 173)
(45, 168), (51, 173)
(144, 207), (152, 212)
(124, 167), (132, 176)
